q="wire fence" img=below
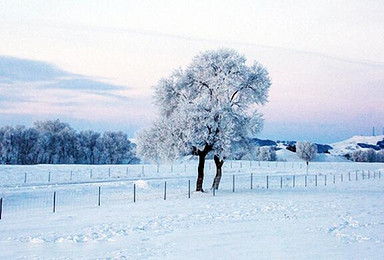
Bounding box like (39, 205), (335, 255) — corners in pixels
(0, 169), (382, 220)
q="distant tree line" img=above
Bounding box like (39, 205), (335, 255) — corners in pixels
(0, 119), (138, 165)
(350, 149), (384, 163)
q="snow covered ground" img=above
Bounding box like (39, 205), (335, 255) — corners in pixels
(1, 161), (384, 259)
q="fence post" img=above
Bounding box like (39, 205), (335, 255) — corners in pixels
(109, 168), (111, 178)
(48, 172), (51, 183)
(380, 171), (382, 179)
(315, 175), (318, 186)
(164, 181), (167, 200)
(305, 175), (307, 187)
(232, 175), (235, 192)
(188, 180), (191, 198)
(157, 164), (159, 173)
(133, 184), (136, 203)
(231, 161), (233, 168)
(24, 172), (27, 183)
(362, 170), (365, 180)
(356, 170), (358, 181)
(0, 198), (2, 220)
(368, 170), (370, 179)
(348, 172), (351, 181)
(266, 175), (269, 189)
(98, 186), (101, 206)
(70, 170), (73, 181)
(324, 175), (327, 186)
(251, 173), (253, 190)
(53, 191), (56, 213)
(280, 176), (283, 189)
(341, 174), (343, 182)
(293, 175), (295, 188)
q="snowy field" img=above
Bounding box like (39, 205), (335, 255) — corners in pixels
(1, 161), (384, 259)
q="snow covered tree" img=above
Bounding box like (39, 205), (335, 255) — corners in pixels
(0, 120), (137, 165)
(377, 150), (384, 162)
(256, 146), (277, 161)
(296, 141), (317, 174)
(76, 130), (101, 164)
(351, 149), (377, 162)
(137, 48), (271, 191)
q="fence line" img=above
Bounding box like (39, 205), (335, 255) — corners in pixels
(0, 169), (382, 220)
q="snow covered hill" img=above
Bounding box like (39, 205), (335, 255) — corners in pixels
(330, 135), (384, 156)
(274, 135), (384, 162)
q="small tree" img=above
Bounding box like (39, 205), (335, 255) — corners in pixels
(296, 141), (317, 174)
(256, 146), (277, 161)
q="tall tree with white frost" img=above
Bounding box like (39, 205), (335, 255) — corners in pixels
(137, 49), (271, 191)
(296, 141), (317, 174)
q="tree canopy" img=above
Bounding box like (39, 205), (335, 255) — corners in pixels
(137, 48), (271, 191)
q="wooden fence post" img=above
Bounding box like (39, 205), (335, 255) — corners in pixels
(98, 186), (101, 206)
(53, 191), (56, 213)
(324, 175), (327, 186)
(133, 184), (136, 203)
(0, 198), (3, 220)
(280, 176), (283, 189)
(188, 180), (191, 198)
(24, 172), (27, 183)
(232, 175), (235, 192)
(164, 181), (167, 201)
(251, 173), (253, 190)
(305, 175), (307, 187)
(48, 172), (51, 183)
(293, 175), (295, 188)
(315, 175), (318, 186)
(266, 175), (269, 189)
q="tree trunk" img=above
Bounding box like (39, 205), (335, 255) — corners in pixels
(212, 155), (224, 190)
(195, 145), (212, 192)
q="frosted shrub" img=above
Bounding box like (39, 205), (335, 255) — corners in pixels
(256, 146), (276, 161)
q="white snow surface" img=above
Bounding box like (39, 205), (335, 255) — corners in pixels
(1, 161), (384, 259)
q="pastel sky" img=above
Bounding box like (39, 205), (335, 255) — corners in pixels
(0, 0), (383, 143)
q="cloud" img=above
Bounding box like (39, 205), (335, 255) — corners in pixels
(0, 56), (154, 134)
(0, 56), (70, 83)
